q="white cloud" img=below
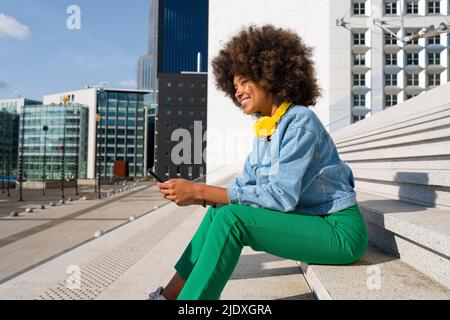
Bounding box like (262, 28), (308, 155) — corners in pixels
(0, 13), (30, 40)
(118, 80), (137, 88)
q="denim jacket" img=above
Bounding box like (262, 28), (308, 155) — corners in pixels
(226, 105), (357, 215)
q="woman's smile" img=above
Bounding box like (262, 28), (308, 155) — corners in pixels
(233, 75), (275, 116)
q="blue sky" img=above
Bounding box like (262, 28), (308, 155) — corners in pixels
(0, 0), (149, 100)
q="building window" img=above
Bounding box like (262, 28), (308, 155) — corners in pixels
(406, 1), (419, 14)
(385, 32), (397, 45)
(428, 35), (440, 45)
(406, 53), (419, 65)
(428, 0), (440, 14)
(428, 73), (441, 86)
(353, 74), (366, 86)
(385, 73), (398, 86)
(406, 93), (418, 100)
(385, 53), (397, 65)
(353, 33), (366, 45)
(353, 115), (366, 123)
(385, 1), (398, 14)
(407, 73), (419, 86)
(353, 1), (366, 15)
(385, 94), (398, 107)
(353, 94), (366, 107)
(428, 52), (440, 65)
(353, 53), (366, 65)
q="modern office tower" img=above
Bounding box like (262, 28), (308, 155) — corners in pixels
(138, 0), (209, 175)
(0, 98), (41, 114)
(207, 0), (450, 173)
(0, 98), (39, 181)
(44, 88), (151, 179)
(138, 54), (157, 92)
(158, 0), (209, 73)
(0, 110), (19, 182)
(154, 73), (207, 180)
(138, 0), (159, 92)
(138, 0), (209, 85)
(20, 104), (89, 180)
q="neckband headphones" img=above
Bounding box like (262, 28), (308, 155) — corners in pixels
(253, 101), (293, 138)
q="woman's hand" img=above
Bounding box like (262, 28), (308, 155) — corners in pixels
(157, 179), (202, 206)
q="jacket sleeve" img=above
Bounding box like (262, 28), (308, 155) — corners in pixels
(227, 127), (317, 212)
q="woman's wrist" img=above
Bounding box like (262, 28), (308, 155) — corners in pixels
(195, 183), (205, 203)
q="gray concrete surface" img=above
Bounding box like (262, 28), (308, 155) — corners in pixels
(0, 181), (168, 283)
(0, 174), (314, 300)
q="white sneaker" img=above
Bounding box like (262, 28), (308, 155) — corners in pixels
(147, 286), (167, 300)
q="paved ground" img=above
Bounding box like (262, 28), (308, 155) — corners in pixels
(0, 182), (136, 218)
(0, 180), (169, 283)
(0, 172), (315, 300)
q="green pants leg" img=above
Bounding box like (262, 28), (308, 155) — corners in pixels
(175, 203), (368, 300)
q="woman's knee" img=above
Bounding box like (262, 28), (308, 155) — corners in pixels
(209, 204), (249, 231)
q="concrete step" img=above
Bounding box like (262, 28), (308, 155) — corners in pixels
(332, 83), (450, 142)
(355, 179), (450, 208)
(347, 158), (450, 172)
(300, 242), (450, 300)
(339, 139), (450, 161)
(336, 108), (450, 149)
(352, 168), (450, 187)
(338, 125), (450, 154)
(357, 191), (450, 288)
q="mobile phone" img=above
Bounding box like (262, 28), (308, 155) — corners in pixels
(147, 169), (166, 183)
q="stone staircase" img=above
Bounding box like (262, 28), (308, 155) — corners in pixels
(299, 83), (450, 299)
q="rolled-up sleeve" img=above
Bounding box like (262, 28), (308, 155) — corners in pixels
(227, 127), (317, 212)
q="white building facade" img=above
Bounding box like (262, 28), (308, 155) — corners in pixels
(206, 0), (450, 174)
(44, 88), (150, 179)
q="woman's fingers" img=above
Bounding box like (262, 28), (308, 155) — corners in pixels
(160, 189), (173, 196)
(157, 183), (171, 190)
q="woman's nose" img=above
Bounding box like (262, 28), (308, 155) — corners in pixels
(235, 86), (242, 99)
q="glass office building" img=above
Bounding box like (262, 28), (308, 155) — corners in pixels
(158, 0), (209, 73)
(0, 111), (19, 181)
(96, 90), (147, 178)
(138, 54), (157, 91)
(21, 104), (89, 180)
(0, 98), (41, 114)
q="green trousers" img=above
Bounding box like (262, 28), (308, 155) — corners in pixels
(175, 203), (368, 300)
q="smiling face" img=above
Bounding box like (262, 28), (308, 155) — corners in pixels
(233, 75), (275, 116)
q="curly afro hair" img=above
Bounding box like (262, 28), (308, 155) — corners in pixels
(212, 24), (321, 109)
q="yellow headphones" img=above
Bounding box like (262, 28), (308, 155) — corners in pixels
(253, 101), (293, 138)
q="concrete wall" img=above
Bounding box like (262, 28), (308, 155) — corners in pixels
(207, 0), (331, 174)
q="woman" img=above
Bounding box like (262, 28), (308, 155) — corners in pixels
(148, 25), (368, 300)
